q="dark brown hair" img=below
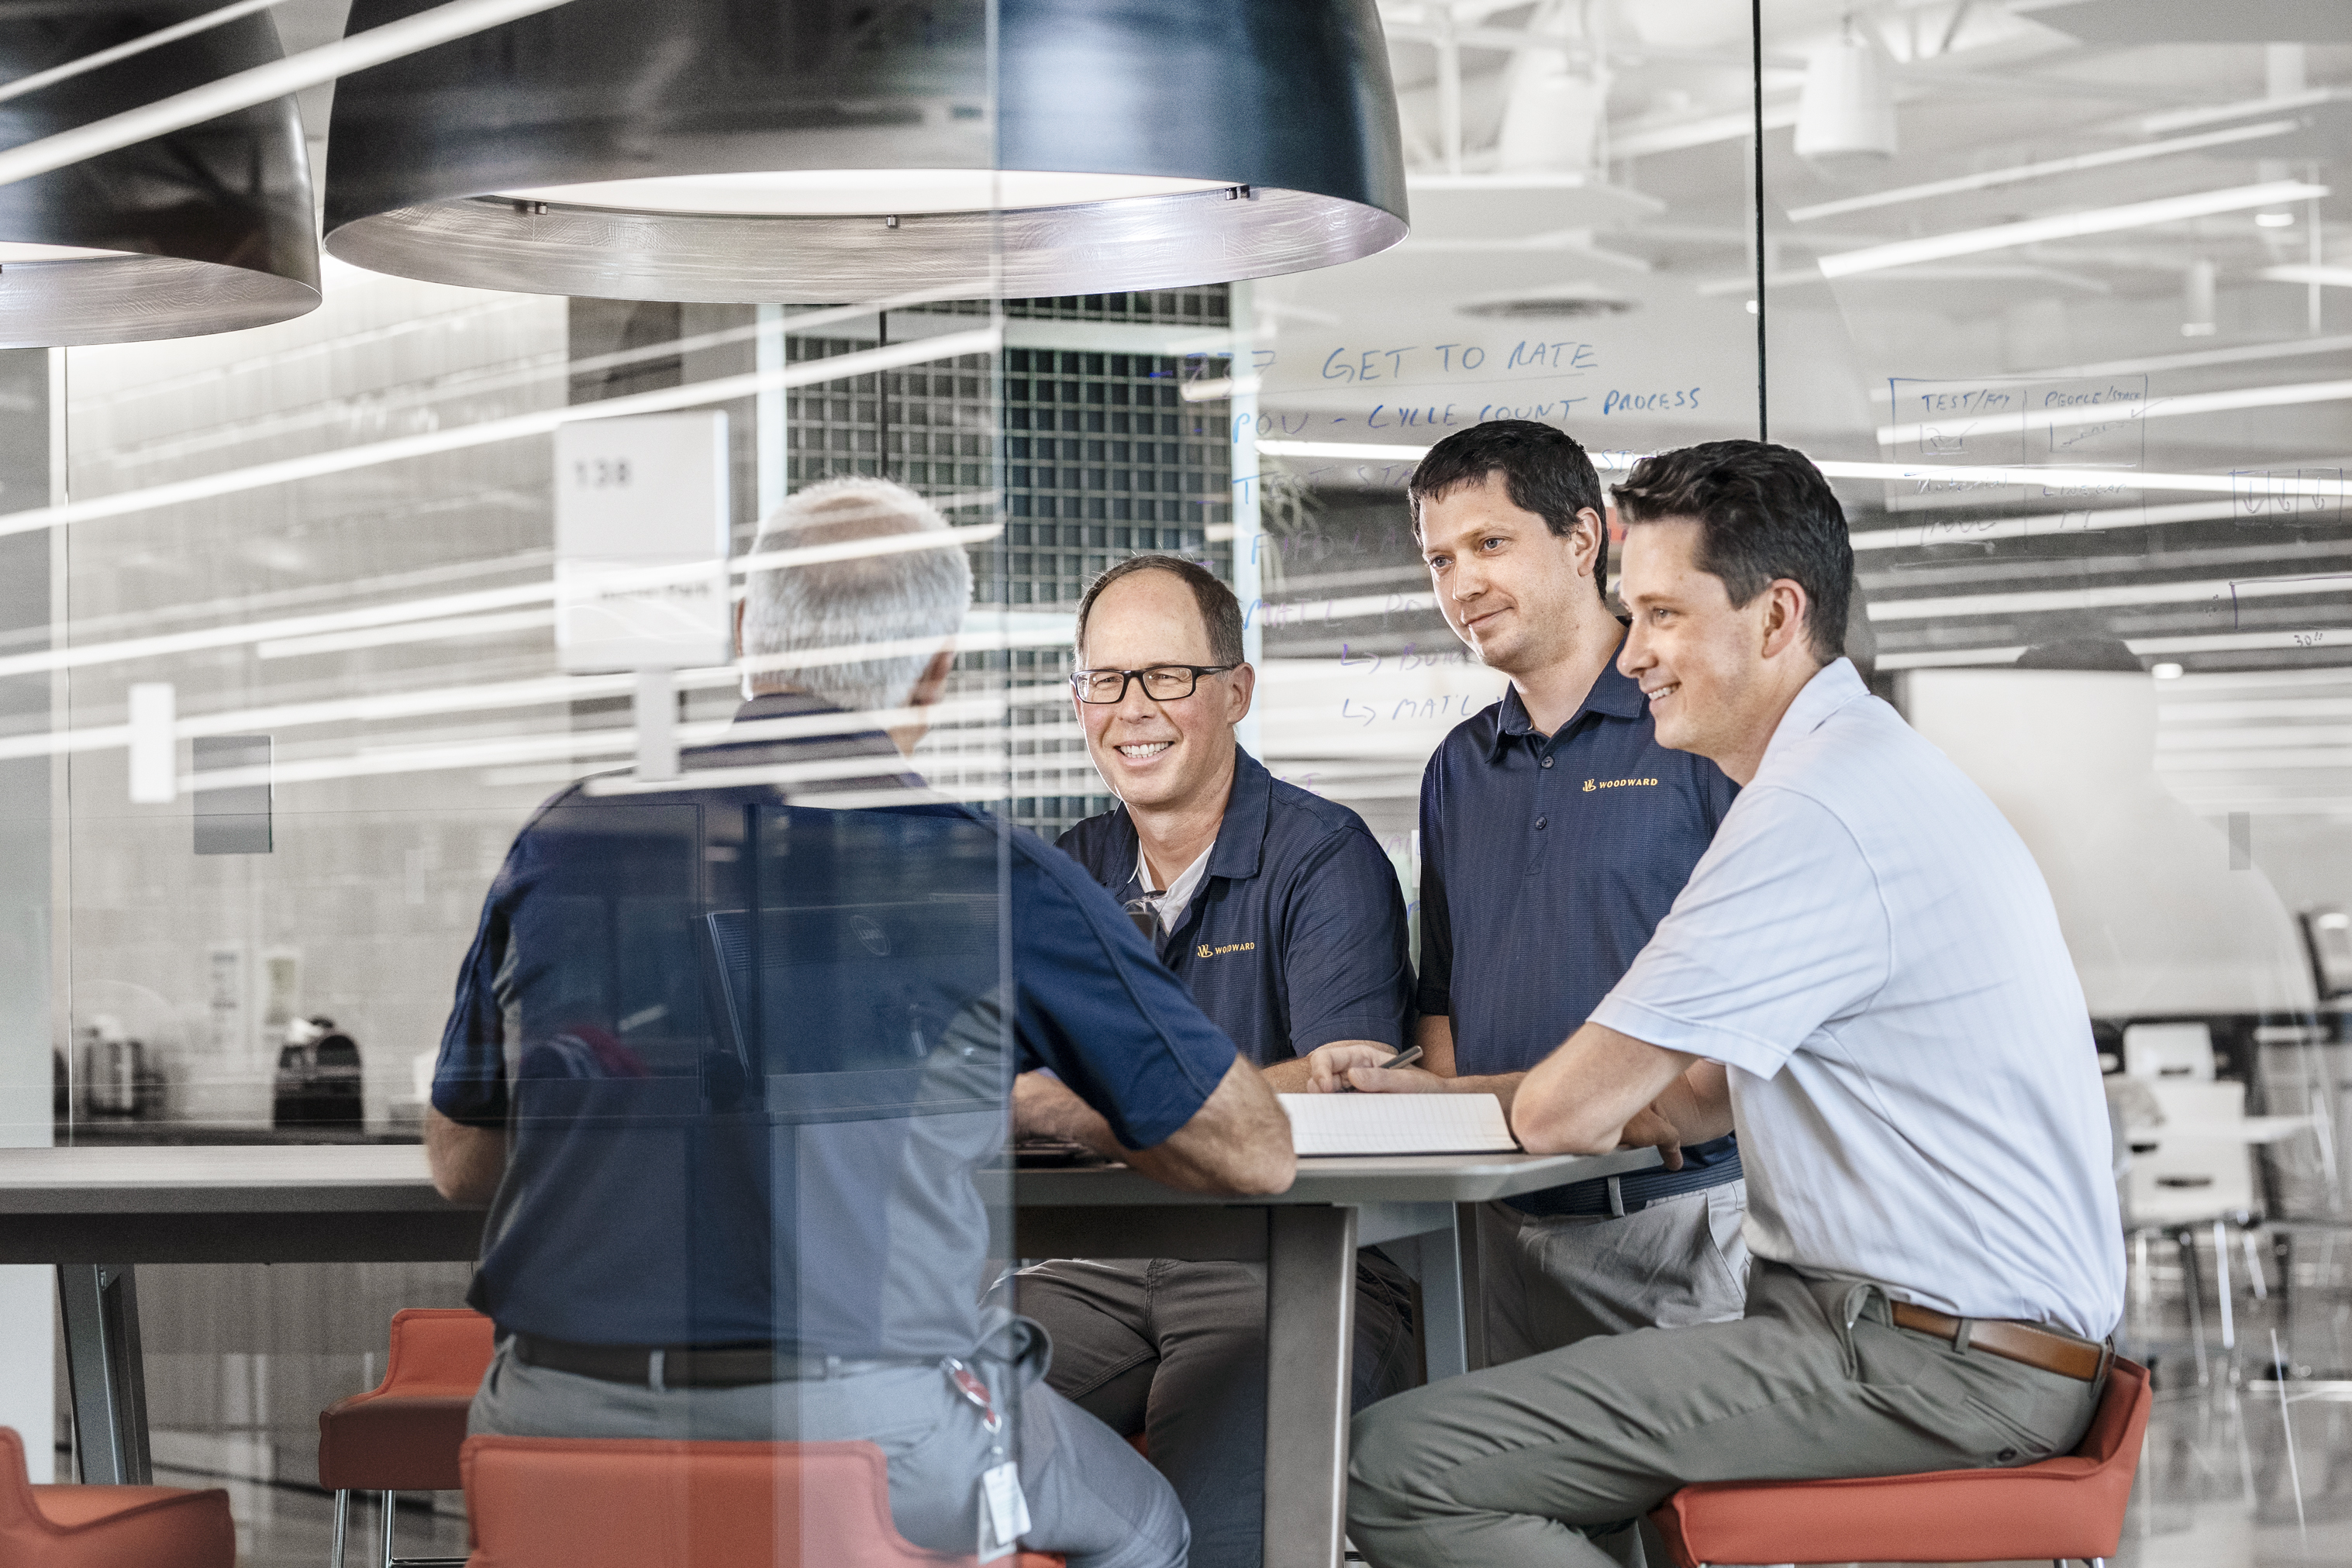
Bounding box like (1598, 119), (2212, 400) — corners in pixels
(1611, 440), (1852, 663)
(1406, 420), (1609, 600)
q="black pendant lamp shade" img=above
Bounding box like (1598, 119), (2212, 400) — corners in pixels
(322, 0), (1408, 302)
(0, 5), (319, 348)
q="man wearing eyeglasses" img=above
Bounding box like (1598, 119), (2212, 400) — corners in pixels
(1012, 554), (1418, 1568)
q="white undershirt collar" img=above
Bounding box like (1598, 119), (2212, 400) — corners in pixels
(1135, 841), (1216, 934)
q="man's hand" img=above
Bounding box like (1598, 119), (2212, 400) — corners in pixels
(1294, 1042), (1400, 1093)
(1014, 1070), (1119, 1156)
(1020, 1059), (1296, 1197)
(1338, 1062), (1457, 1095)
(1617, 1104), (1685, 1171)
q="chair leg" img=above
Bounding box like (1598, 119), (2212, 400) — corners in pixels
(380, 1490), (396, 1568)
(2179, 1230), (2210, 1385)
(2213, 1218), (2236, 1353)
(331, 1490), (348, 1568)
(2243, 1227), (2269, 1300)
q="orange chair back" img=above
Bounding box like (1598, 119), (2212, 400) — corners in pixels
(379, 1308), (498, 1397)
(461, 1435), (1064, 1568)
(1650, 1357), (2153, 1566)
(0, 1426), (236, 1568)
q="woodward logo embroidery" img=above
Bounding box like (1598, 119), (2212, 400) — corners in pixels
(1195, 941), (1258, 959)
(1582, 777), (1660, 792)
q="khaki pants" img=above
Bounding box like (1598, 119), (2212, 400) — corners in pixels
(1348, 1260), (2107, 1568)
(1016, 1251), (1417, 1568)
(1481, 1182), (1750, 1361)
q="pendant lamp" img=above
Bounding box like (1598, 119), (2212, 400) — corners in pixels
(322, 0), (1408, 302)
(0, 5), (319, 348)
(1792, 32), (1898, 165)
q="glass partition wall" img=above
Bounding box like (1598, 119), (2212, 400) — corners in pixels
(1754, 0), (2350, 1548)
(5, 0), (2349, 1557)
(16, 5), (1040, 1549)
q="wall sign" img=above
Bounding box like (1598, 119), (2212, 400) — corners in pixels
(554, 411), (732, 674)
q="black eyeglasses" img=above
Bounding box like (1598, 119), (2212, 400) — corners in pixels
(1070, 664), (1239, 704)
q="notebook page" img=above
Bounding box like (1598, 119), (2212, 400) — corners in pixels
(1277, 1093), (1519, 1156)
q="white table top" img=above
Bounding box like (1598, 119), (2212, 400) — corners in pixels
(1015, 1147), (1662, 1207)
(0, 1142), (1664, 1214)
(0, 1143), (455, 1212)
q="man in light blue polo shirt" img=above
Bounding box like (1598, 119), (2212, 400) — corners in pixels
(1348, 440), (2125, 1568)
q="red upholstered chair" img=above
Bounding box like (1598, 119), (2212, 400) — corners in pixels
(460, 1435), (1067, 1568)
(0, 1425), (234, 1568)
(1650, 1356), (2152, 1568)
(319, 1308), (498, 1568)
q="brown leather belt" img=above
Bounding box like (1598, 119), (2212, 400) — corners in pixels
(1888, 1302), (2108, 1382)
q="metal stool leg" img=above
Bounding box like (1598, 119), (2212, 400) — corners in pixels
(2213, 1218), (2236, 1353)
(373, 1487), (468, 1568)
(331, 1489), (348, 1568)
(2179, 1229), (2210, 1386)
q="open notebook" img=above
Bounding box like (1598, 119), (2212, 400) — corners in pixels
(1278, 1093), (1519, 1156)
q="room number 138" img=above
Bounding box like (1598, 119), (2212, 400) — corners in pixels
(573, 457), (632, 488)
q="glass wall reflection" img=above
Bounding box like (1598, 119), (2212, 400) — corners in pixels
(3, 2), (2347, 1559)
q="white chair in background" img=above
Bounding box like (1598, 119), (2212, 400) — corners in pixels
(2119, 1022), (2316, 1382)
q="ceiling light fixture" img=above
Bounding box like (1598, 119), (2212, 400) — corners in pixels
(1786, 120), (2302, 224)
(324, 0), (1408, 302)
(1793, 26), (1898, 164)
(1816, 457), (2347, 500)
(1816, 180), (2330, 278)
(2263, 264), (2352, 288)
(0, 5), (319, 346)
(1456, 282), (1639, 319)
(1878, 332), (2352, 391)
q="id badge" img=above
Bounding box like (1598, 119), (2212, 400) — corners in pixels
(977, 1459), (1032, 1562)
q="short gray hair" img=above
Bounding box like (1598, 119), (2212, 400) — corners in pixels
(741, 477), (972, 714)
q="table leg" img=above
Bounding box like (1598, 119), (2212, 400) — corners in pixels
(1415, 1217), (1470, 1382)
(1264, 1206), (1357, 1568)
(57, 1263), (152, 1486)
(1454, 1201), (1489, 1373)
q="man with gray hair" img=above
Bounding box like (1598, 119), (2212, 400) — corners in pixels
(736, 475), (972, 739)
(427, 477), (1296, 1568)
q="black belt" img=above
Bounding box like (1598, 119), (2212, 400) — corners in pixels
(511, 1332), (932, 1391)
(1506, 1145), (1744, 1219)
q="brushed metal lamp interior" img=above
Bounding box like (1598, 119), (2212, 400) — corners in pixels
(322, 0), (1409, 302)
(0, 5), (319, 349)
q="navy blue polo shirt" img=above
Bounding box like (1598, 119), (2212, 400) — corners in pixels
(1419, 646), (1743, 1215)
(1057, 748), (1413, 1065)
(433, 694), (1236, 1353)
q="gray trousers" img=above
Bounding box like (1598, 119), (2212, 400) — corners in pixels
(470, 1337), (1188, 1568)
(1015, 1252), (1419, 1568)
(1348, 1259), (2108, 1568)
(1481, 1183), (1751, 1361)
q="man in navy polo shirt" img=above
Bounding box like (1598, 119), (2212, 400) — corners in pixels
(425, 480), (1295, 1568)
(1012, 555), (1417, 1568)
(1328, 421), (1748, 1366)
